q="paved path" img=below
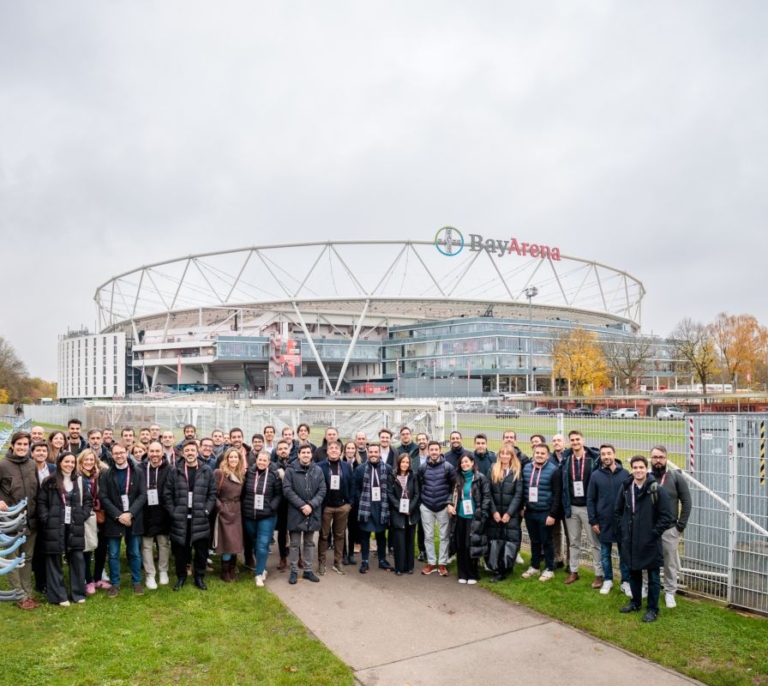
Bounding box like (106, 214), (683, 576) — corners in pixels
(268, 554), (703, 686)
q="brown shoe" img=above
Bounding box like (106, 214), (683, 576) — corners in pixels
(16, 597), (38, 611)
(438, 565), (449, 577)
(591, 576), (604, 589)
(421, 564), (437, 575)
(278, 557), (287, 572)
(564, 572), (580, 584)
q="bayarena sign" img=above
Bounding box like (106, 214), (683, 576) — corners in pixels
(435, 226), (561, 260)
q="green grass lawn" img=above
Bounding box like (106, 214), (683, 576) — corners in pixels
(482, 554), (768, 686)
(0, 571), (353, 686)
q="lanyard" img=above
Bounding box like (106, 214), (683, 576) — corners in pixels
(631, 484), (638, 513)
(146, 464), (158, 489)
(529, 465), (543, 488)
(183, 463), (194, 488)
(463, 474), (474, 499)
(660, 472), (667, 486)
(371, 465), (380, 489)
(254, 469), (269, 497)
(571, 455), (585, 482)
(123, 465), (131, 495)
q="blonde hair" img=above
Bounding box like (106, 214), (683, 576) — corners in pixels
(220, 447), (245, 481)
(491, 447), (521, 483)
(76, 448), (102, 478)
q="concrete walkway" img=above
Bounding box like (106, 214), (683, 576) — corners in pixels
(268, 556), (703, 686)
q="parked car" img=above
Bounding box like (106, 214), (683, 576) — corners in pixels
(530, 407), (552, 416)
(611, 408), (639, 419)
(551, 407), (567, 415)
(597, 409), (613, 418)
(495, 406), (522, 418)
(657, 406), (685, 420)
(570, 407), (597, 417)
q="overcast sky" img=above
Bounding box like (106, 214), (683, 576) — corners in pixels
(2, 1), (767, 380)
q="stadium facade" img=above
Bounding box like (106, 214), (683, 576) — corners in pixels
(58, 234), (680, 400)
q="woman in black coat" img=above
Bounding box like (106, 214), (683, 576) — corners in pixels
(37, 452), (93, 606)
(449, 453), (491, 584)
(387, 453), (421, 575)
(486, 446), (523, 582)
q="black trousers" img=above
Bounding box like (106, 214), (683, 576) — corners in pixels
(391, 525), (415, 573)
(46, 548), (86, 604)
(172, 523), (208, 579)
(455, 517), (479, 581)
(360, 530), (388, 564)
(276, 500), (289, 559)
(417, 521), (426, 554)
(33, 533), (47, 592)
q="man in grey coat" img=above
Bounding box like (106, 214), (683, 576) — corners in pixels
(283, 444), (327, 585)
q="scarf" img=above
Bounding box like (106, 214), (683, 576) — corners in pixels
(358, 461), (389, 525)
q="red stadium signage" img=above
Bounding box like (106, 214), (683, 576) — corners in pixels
(468, 233), (561, 260)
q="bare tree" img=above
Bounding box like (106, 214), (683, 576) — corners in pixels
(669, 318), (719, 394)
(602, 337), (654, 393)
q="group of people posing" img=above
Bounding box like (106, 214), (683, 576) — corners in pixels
(0, 419), (690, 623)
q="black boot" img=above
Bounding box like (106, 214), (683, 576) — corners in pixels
(173, 577), (186, 591)
(194, 576), (208, 591)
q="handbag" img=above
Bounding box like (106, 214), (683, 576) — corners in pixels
(96, 509), (106, 524)
(80, 477), (99, 552)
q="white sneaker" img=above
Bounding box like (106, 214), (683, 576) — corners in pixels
(458, 578), (468, 584)
(539, 570), (555, 582)
(599, 580), (614, 595)
(467, 579), (477, 585)
(522, 567), (540, 579)
(145, 576), (158, 590)
(516, 554), (525, 565)
(255, 574), (265, 588)
(159, 572), (170, 586)
(642, 585), (648, 599)
(262, 570), (268, 580)
(620, 581), (632, 597)
(665, 592), (677, 608)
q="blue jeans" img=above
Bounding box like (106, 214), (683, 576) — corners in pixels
(524, 510), (554, 571)
(108, 534), (142, 586)
(244, 516), (276, 576)
(631, 567), (660, 612)
(600, 542), (630, 583)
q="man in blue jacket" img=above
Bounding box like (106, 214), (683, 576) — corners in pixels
(417, 441), (456, 576)
(317, 441), (353, 576)
(587, 444), (630, 595)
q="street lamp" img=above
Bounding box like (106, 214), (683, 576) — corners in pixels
(524, 287), (539, 393)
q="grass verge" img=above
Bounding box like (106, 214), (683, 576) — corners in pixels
(482, 555), (768, 686)
(1, 569), (353, 686)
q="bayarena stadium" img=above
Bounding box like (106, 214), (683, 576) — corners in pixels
(57, 231), (676, 401)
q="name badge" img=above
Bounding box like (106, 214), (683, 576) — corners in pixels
(330, 475), (340, 490)
(121, 494), (130, 512)
(528, 487), (539, 503)
(573, 481), (585, 498)
(187, 492), (194, 508)
(462, 499), (473, 516)
(371, 486), (381, 502)
(399, 498), (409, 514)
(254, 494), (264, 510)
(147, 489), (159, 506)
(64, 506), (72, 524)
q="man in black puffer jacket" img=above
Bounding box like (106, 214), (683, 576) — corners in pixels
(163, 440), (216, 591)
